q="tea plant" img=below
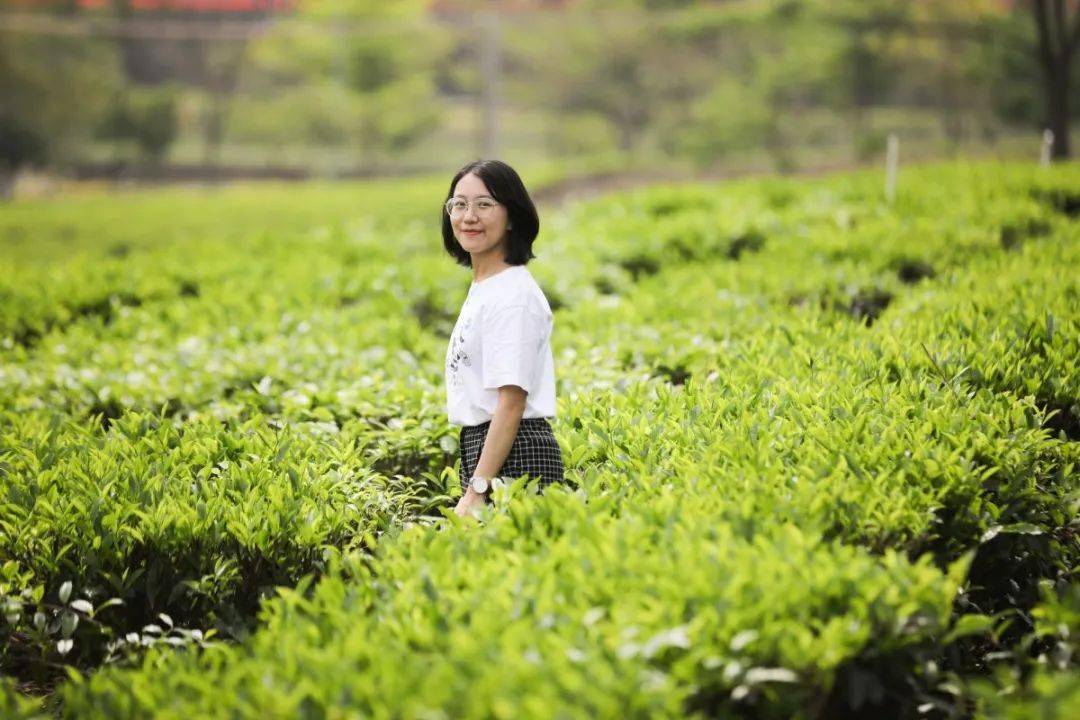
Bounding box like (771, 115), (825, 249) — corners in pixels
(1, 161), (1077, 716)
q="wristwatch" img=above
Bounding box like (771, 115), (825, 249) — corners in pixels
(469, 475), (507, 494)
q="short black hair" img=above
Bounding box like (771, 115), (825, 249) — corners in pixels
(442, 159), (540, 267)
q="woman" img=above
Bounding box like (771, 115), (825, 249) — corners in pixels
(442, 159), (565, 519)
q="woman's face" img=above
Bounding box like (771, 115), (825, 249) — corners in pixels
(450, 173), (510, 260)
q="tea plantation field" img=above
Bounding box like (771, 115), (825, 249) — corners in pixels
(1, 163), (1078, 718)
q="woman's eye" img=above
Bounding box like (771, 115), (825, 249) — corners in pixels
(477, 201), (494, 210)
(452, 202), (468, 210)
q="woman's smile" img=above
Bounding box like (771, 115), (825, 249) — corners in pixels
(449, 172), (513, 270)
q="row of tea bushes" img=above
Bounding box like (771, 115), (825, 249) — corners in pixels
(555, 186), (1078, 643)
(881, 228), (1080, 442)
(0, 208), (457, 423)
(0, 289), (447, 425)
(1, 163), (1071, 429)
(0, 178), (491, 685)
(0, 174), (546, 687)
(52, 363), (1072, 714)
(546, 163), (1075, 291)
(0, 406), (456, 678)
(2, 162), (1076, 687)
(58, 497), (967, 719)
(0, 178), (446, 347)
(40, 162), (1080, 716)
(5, 160), (1069, 602)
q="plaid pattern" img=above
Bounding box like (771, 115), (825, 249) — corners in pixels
(460, 417), (565, 494)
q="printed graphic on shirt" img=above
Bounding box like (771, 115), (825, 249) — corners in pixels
(446, 312), (473, 390)
(445, 266), (558, 427)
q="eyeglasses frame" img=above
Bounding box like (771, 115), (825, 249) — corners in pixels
(445, 196), (502, 218)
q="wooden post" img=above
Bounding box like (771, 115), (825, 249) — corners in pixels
(885, 133), (899, 203)
(477, 11), (501, 159)
(1040, 129), (1054, 167)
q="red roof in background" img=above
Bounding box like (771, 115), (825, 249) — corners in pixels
(429, 0), (573, 12)
(17, 0), (294, 11)
(127, 0), (293, 9)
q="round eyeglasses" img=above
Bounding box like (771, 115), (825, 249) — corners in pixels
(445, 197), (500, 218)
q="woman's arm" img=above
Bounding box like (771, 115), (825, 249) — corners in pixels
(473, 385), (526, 479)
(455, 385), (526, 516)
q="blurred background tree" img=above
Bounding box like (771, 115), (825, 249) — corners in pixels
(1030, 0), (1079, 158)
(0, 28), (121, 195)
(240, 0), (446, 171)
(512, 0), (700, 154)
(96, 86), (180, 164)
(0, 0), (1076, 191)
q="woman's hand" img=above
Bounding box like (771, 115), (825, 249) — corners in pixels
(454, 487), (488, 520)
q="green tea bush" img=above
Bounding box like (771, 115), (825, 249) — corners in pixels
(0, 408), (454, 675)
(58, 505), (968, 719)
(1, 161), (1077, 715)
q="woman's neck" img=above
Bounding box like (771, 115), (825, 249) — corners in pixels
(471, 251), (512, 283)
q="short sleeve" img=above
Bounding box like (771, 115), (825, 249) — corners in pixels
(481, 303), (548, 394)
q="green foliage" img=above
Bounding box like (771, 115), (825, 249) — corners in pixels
(60, 521), (960, 718)
(965, 581), (1080, 718)
(543, 112), (622, 157)
(1, 161), (1078, 715)
(976, 670), (1080, 719)
(511, 6), (713, 154)
(98, 88), (180, 162)
(0, 117), (47, 174)
(972, 13), (1040, 129)
(227, 83), (359, 146)
(663, 79), (774, 167)
(0, 32), (122, 173)
(238, 2), (446, 161)
(545, 0), (1046, 166)
(128, 90), (179, 162)
(0, 676), (45, 720)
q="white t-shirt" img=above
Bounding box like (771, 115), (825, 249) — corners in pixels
(445, 265), (557, 427)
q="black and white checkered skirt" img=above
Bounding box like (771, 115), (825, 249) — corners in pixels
(459, 417), (566, 494)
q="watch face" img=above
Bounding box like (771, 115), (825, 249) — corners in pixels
(470, 476), (489, 493)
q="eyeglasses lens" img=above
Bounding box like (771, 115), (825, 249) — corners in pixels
(446, 200), (497, 217)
